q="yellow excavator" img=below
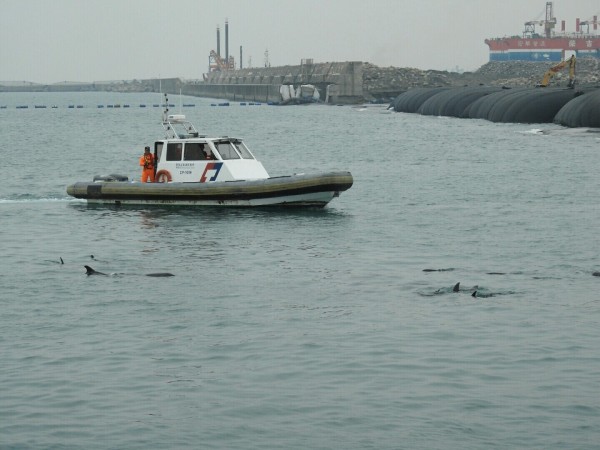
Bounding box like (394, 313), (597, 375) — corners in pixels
(537, 55), (576, 88)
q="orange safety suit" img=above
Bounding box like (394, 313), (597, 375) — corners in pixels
(140, 151), (155, 182)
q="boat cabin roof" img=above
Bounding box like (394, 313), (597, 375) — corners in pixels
(159, 113), (256, 159)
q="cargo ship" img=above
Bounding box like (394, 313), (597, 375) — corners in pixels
(485, 2), (599, 62)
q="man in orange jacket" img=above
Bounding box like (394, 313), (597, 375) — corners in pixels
(139, 146), (155, 182)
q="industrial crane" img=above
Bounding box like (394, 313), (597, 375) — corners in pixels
(208, 50), (235, 72)
(578, 15), (599, 34)
(523, 1), (557, 38)
(537, 55), (576, 88)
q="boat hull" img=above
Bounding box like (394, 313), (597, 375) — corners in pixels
(67, 171), (353, 207)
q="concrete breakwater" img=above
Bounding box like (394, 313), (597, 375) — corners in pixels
(0, 62), (372, 104)
(182, 61), (365, 104)
(0, 63), (366, 103)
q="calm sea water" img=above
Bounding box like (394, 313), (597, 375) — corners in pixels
(1, 92), (600, 449)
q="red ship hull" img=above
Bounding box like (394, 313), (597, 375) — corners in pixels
(485, 37), (600, 61)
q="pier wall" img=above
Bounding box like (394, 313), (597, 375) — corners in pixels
(0, 62), (365, 103)
(183, 61), (365, 104)
(181, 83), (282, 103)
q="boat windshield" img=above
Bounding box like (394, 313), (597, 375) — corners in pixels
(232, 140), (254, 159)
(214, 141), (241, 160)
(214, 139), (254, 160)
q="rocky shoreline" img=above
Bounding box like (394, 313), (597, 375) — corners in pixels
(363, 59), (600, 100)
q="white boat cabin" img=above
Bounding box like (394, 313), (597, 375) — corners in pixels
(153, 114), (269, 183)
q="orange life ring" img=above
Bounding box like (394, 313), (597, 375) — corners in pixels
(155, 170), (172, 183)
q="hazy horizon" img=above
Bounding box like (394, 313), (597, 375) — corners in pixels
(1, 0), (598, 84)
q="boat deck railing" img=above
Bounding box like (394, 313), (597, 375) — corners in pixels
(161, 115), (202, 139)
(160, 92), (202, 139)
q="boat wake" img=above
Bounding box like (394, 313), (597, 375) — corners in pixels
(518, 128), (550, 135)
(0, 196), (81, 204)
(518, 127), (600, 137)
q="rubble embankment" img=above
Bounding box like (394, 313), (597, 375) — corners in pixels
(363, 59), (600, 100)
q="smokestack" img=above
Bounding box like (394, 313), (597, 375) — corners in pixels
(576, 18), (580, 32)
(240, 46), (243, 70)
(225, 20), (229, 67)
(561, 20), (565, 32)
(217, 26), (220, 57)
(594, 16), (598, 31)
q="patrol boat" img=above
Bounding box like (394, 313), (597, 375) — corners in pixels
(67, 96), (353, 207)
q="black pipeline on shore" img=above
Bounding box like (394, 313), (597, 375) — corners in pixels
(389, 86), (600, 128)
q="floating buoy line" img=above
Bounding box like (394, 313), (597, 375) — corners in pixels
(0, 102), (272, 109)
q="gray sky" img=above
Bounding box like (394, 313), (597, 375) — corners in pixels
(1, 0), (598, 83)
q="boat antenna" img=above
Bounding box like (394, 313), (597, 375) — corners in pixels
(162, 92), (169, 125)
(159, 77), (162, 106)
(158, 77), (165, 121)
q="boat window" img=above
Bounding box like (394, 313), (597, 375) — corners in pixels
(166, 143), (182, 161)
(155, 142), (164, 161)
(233, 140), (254, 159)
(184, 143), (207, 161)
(215, 141), (241, 160)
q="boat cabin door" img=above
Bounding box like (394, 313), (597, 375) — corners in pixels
(154, 142), (164, 177)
